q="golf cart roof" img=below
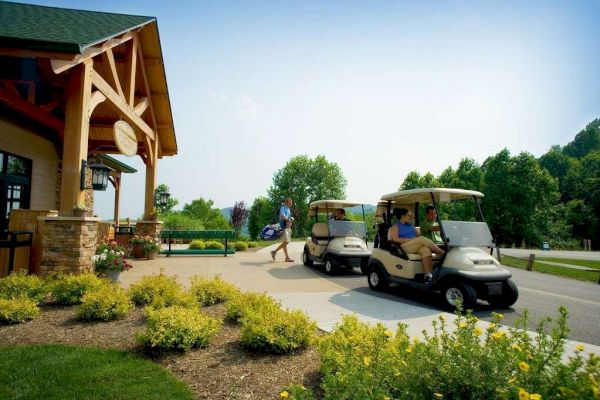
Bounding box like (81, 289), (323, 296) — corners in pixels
(380, 188), (484, 204)
(308, 200), (365, 216)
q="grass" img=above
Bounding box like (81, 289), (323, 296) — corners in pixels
(500, 255), (600, 283)
(536, 257), (600, 270)
(0, 344), (195, 400)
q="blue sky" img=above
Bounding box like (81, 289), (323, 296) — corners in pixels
(17, 1), (600, 218)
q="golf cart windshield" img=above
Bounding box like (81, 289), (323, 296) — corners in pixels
(440, 221), (494, 247)
(327, 220), (367, 239)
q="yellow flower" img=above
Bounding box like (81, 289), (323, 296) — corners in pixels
(518, 388), (529, 400)
(280, 391), (289, 398)
(488, 323), (497, 330)
(406, 346), (413, 353)
(497, 313), (504, 320)
(492, 331), (505, 339)
(434, 393), (443, 398)
(439, 315), (445, 322)
(529, 394), (542, 400)
(508, 376), (517, 384)
(383, 397), (390, 400)
(363, 356), (372, 366)
(512, 344), (523, 352)
(474, 326), (483, 336)
(385, 330), (393, 338)
(576, 344), (585, 352)
(459, 322), (468, 328)
(412, 337), (420, 344)
(519, 361), (530, 373)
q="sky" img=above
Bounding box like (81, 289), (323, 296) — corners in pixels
(18, 0), (600, 218)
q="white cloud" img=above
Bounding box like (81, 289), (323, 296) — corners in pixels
(207, 88), (229, 102)
(234, 95), (261, 119)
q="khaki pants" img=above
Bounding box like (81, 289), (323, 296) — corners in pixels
(281, 228), (291, 243)
(401, 236), (434, 257)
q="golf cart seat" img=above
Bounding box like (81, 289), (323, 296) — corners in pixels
(311, 223), (329, 245)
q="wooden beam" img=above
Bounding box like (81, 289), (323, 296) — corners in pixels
(90, 69), (155, 141)
(40, 97), (61, 112)
(136, 44), (162, 154)
(0, 87), (65, 135)
(0, 47), (77, 61)
(59, 60), (93, 214)
(27, 82), (35, 104)
(133, 97), (149, 116)
(89, 90), (106, 118)
(101, 48), (125, 100)
(143, 135), (154, 167)
(143, 151), (157, 220)
(123, 37), (138, 106)
(50, 30), (137, 74)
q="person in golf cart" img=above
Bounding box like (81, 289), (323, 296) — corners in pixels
(420, 205), (443, 243)
(388, 207), (445, 283)
(333, 209), (350, 221)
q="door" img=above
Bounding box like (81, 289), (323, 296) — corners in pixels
(0, 151), (32, 231)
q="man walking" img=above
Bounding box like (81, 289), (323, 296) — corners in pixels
(271, 198), (295, 262)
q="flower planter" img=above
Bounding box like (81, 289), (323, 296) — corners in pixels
(105, 269), (121, 282)
(146, 251), (158, 260)
(132, 244), (146, 259)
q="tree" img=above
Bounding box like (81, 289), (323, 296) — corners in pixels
(248, 197), (278, 239)
(154, 183), (178, 215)
(267, 155), (347, 237)
(399, 171), (439, 190)
(182, 198), (230, 230)
(229, 201), (249, 238)
(563, 119), (600, 159)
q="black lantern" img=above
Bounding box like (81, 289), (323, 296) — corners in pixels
(157, 190), (171, 207)
(80, 160), (112, 191)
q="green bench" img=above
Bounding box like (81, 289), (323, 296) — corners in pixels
(160, 230), (236, 256)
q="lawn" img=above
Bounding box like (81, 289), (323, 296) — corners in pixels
(0, 344), (195, 400)
(500, 255), (600, 283)
(536, 257), (600, 270)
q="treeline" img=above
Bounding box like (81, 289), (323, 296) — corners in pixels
(400, 119), (600, 250)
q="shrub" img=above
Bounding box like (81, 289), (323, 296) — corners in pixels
(48, 273), (108, 305)
(279, 385), (315, 400)
(225, 291), (280, 323)
(247, 241), (257, 248)
(205, 241), (225, 250)
(315, 309), (600, 400)
(240, 307), (316, 354)
(0, 272), (46, 304)
(188, 240), (205, 250)
(76, 284), (133, 321)
(137, 306), (222, 351)
(234, 242), (248, 251)
(190, 275), (240, 306)
(0, 297), (39, 324)
(129, 273), (196, 309)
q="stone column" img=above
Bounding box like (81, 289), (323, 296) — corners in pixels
(135, 220), (163, 240)
(38, 216), (99, 275)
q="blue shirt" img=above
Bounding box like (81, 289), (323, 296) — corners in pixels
(279, 205), (291, 229)
(397, 222), (416, 239)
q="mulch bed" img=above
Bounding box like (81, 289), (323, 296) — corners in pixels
(0, 304), (322, 399)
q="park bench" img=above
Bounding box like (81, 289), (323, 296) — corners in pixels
(160, 230), (235, 256)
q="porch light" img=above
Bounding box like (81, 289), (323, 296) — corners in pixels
(80, 160), (111, 191)
(157, 190), (171, 207)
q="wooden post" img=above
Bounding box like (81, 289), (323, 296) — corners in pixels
(113, 174), (121, 227)
(526, 254), (535, 271)
(143, 156), (157, 220)
(496, 247), (502, 263)
(59, 60), (93, 214)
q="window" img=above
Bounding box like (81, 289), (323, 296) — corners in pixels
(0, 150), (32, 231)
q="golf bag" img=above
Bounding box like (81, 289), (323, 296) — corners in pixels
(259, 224), (283, 240)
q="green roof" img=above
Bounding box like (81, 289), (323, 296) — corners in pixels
(94, 154), (137, 174)
(0, 1), (155, 53)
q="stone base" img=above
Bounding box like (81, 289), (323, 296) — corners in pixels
(135, 220), (163, 240)
(38, 216), (100, 275)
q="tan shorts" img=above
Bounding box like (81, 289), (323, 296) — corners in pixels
(401, 236), (434, 257)
(281, 228), (291, 243)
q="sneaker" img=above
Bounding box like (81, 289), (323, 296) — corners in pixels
(424, 274), (432, 284)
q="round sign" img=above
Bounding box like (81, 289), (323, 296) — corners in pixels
(113, 121), (138, 156)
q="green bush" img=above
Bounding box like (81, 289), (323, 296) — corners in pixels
(315, 309), (600, 400)
(129, 273), (196, 309)
(48, 273), (108, 305)
(225, 291), (280, 323)
(240, 307), (316, 354)
(137, 306), (222, 351)
(76, 284), (133, 321)
(0, 297), (39, 324)
(205, 241), (225, 250)
(247, 241), (257, 248)
(0, 272), (46, 304)
(189, 275), (239, 306)
(234, 242), (248, 251)
(188, 240), (205, 250)
(279, 385), (315, 400)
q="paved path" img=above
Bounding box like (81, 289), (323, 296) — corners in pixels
(531, 259), (598, 271)
(121, 242), (600, 357)
(500, 248), (600, 261)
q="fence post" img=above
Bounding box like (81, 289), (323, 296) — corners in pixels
(526, 253), (535, 271)
(496, 247), (502, 263)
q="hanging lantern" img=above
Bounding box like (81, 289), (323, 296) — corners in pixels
(80, 160), (112, 191)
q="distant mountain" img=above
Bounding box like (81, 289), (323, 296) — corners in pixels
(348, 204), (376, 214)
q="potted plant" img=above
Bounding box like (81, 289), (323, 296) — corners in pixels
(143, 237), (162, 260)
(92, 240), (132, 282)
(73, 204), (88, 217)
(130, 235), (148, 259)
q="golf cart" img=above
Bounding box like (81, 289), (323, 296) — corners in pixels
(302, 200), (372, 275)
(367, 188), (518, 309)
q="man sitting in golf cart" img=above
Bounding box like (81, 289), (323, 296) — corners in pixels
(332, 209), (350, 221)
(420, 205), (443, 243)
(388, 208), (445, 283)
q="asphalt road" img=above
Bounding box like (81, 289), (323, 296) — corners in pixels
(309, 264), (600, 345)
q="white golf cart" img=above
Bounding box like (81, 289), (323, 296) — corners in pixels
(367, 188), (518, 309)
(302, 200), (372, 275)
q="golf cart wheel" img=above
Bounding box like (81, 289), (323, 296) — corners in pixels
(442, 281), (477, 310)
(488, 279), (519, 308)
(368, 266), (388, 291)
(302, 247), (313, 267)
(323, 257), (336, 275)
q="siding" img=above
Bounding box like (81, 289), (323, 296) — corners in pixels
(0, 116), (59, 210)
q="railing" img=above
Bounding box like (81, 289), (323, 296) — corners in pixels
(0, 230), (33, 275)
(114, 225), (135, 248)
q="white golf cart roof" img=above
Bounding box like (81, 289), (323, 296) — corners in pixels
(308, 200), (366, 217)
(381, 188), (484, 203)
